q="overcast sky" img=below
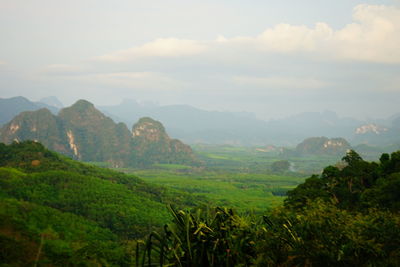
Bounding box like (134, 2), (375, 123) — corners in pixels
(1, 0), (400, 120)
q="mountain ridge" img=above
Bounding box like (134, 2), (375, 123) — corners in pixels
(0, 100), (196, 167)
(2, 96), (400, 147)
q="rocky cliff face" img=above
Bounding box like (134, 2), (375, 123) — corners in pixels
(352, 122), (399, 146)
(355, 124), (388, 135)
(296, 137), (351, 156)
(0, 100), (196, 167)
(131, 117), (196, 166)
(0, 108), (69, 154)
(58, 100), (132, 166)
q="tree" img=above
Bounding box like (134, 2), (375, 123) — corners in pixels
(342, 150), (363, 166)
(271, 160), (290, 173)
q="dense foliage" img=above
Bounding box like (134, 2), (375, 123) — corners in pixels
(271, 160), (290, 173)
(0, 141), (203, 266)
(139, 150), (400, 266)
(285, 149), (400, 211)
(1, 142), (399, 266)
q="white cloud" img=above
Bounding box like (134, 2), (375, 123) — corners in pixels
(94, 4), (400, 64)
(39, 64), (88, 75)
(246, 4), (400, 63)
(246, 22), (333, 53)
(95, 38), (207, 62)
(233, 75), (328, 90)
(333, 4), (400, 63)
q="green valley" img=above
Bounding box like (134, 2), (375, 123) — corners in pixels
(132, 169), (304, 212)
(2, 1), (400, 265)
(1, 141), (400, 266)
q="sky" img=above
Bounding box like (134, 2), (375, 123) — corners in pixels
(1, 0), (400, 120)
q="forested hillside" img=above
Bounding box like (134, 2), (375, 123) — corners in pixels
(1, 141), (399, 266)
(0, 141), (203, 266)
(138, 150), (400, 266)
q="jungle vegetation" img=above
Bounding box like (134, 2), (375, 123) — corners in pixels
(0, 141), (399, 266)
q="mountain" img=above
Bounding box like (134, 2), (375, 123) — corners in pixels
(3, 96), (398, 147)
(266, 111), (362, 145)
(295, 137), (351, 156)
(0, 100), (197, 167)
(0, 108), (68, 153)
(131, 117), (196, 166)
(99, 100), (270, 145)
(58, 100), (132, 166)
(39, 96), (64, 108)
(100, 101), (369, 146)
(0, 96), (59, 125)
(352, 123), (390, 146)
(351, 117), (400, 146)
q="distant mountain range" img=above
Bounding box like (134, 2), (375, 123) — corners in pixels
(0, 96), (59, 125)
(352, 121), (400, 146)
(99, 99), (270, 145)
(1, 96), (399, 147)
(0, 99), (196, 167)
(39, 96), (64, 108)
(99, 100), (400, 146)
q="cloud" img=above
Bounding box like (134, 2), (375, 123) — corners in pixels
(224, 4), (400, 63)
(94, 4), (400, 64)
(95, 38), (207, 62)
(226, 22), (333, 54)
(333, 4), (400, 63)
(233, 75), (328, 90)
(39, 64), (88, 75)
(32, 3), (399, 108)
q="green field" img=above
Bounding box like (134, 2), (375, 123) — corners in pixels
(131, 169), (305, 212)
(113, 145), (345, 212)
(192, 144), (342, 174)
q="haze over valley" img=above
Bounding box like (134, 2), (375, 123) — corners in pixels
(1, 1), (400, 266)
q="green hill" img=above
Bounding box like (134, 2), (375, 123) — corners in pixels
(131, 117), (196, 166)
(296, 136), (351, 156)
(0, 141), (202, 266)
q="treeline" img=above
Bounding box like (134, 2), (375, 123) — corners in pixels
(286, 149), (400, 211)
(139, 150), (400, 266)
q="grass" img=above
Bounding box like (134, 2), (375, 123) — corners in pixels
(153, 163), (192, 170)
(126, 168), (305, 213)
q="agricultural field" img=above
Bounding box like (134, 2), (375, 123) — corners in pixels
(131, 169), (305, 212)
(192, 144), (343, 174)
(117, 145), (342, 213)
